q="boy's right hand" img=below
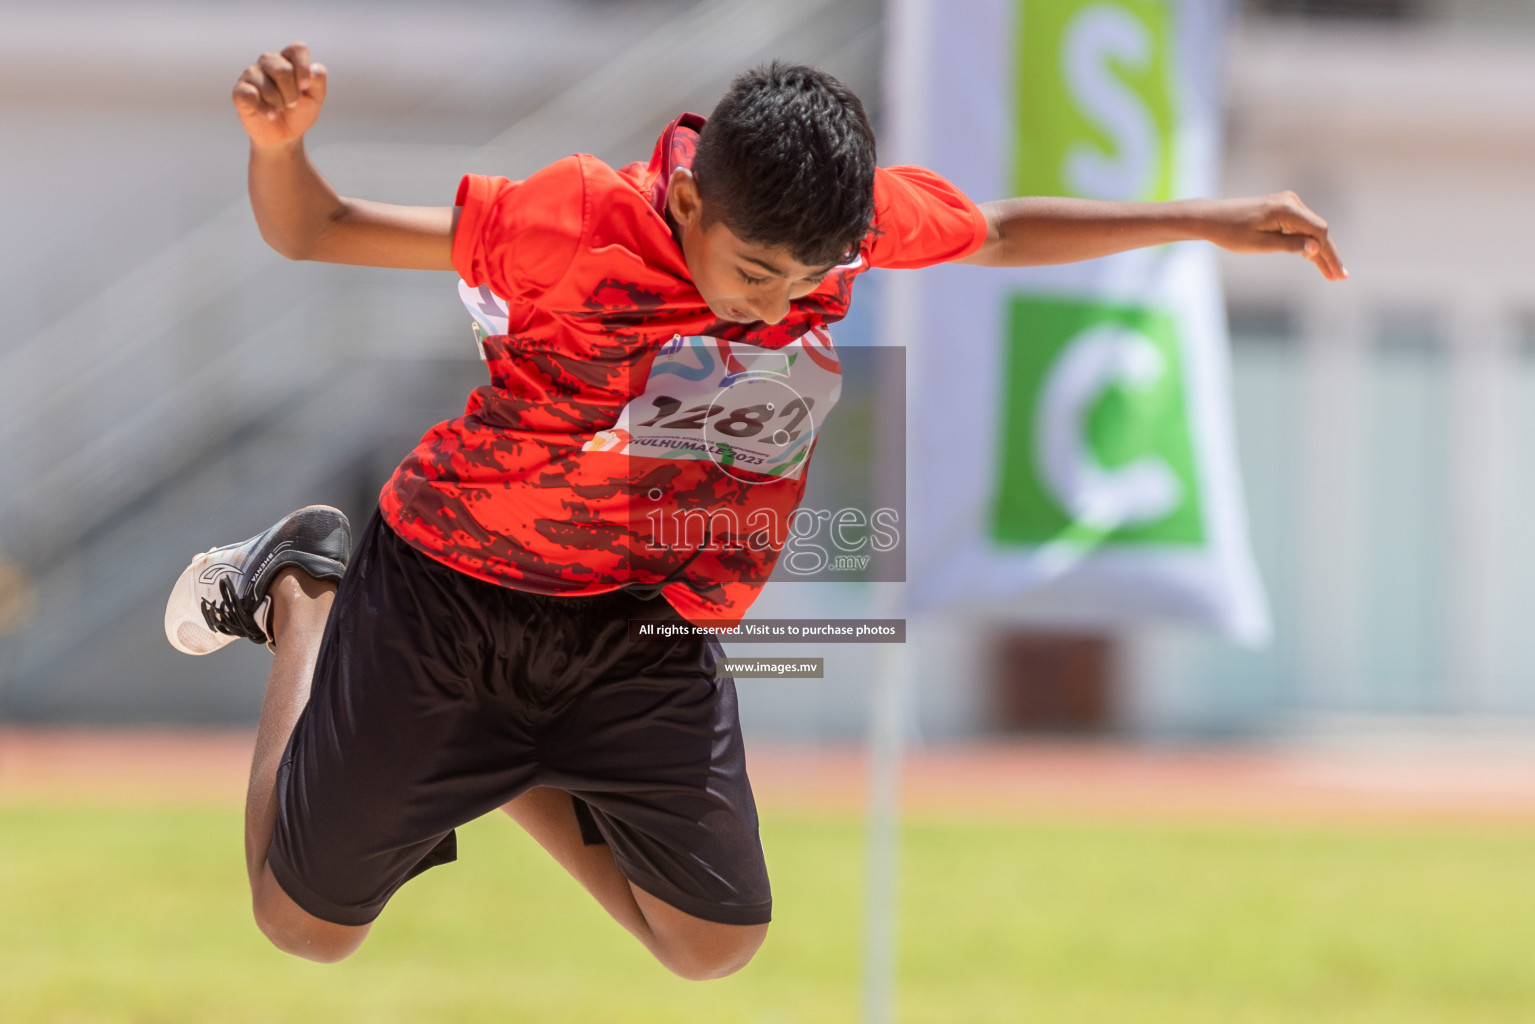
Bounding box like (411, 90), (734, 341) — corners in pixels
(233, 42), (327, 149)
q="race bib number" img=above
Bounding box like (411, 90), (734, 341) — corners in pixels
(587, 329), (842, 481)
(456, 281), (842, 481)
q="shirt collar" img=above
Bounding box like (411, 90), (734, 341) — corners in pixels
(642, 112), (706, 216)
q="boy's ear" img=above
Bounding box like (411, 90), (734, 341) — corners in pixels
(667, 168), (702, 226)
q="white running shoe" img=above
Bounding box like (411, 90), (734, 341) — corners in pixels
(164, 505), (351, 655)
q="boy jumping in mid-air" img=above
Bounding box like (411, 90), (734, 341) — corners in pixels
(164, 42), (1345, 977)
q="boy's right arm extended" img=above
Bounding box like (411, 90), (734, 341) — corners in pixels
(235, 43), (457, 271)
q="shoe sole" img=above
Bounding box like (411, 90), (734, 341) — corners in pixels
(165, 555), (242, 656)
(164, 505), (351, 656)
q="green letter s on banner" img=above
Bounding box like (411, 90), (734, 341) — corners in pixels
(1013, 0), (1175, 201)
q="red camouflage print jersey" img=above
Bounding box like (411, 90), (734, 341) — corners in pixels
(379, 113), (988, 626)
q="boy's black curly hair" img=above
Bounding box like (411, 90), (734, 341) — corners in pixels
(693, 62), (877, 268)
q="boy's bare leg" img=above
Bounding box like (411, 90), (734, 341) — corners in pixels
(243, 567), (370, 962)
(502, 788), (767, 980)
(228, 565), (759, 973)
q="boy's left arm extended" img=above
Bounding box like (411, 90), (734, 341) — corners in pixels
(957, 193), (1347, 282)
(235, 42), (458, 270)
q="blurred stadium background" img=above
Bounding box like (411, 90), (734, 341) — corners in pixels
(7, 0), (1535, 743)
(6, 0), (1535, 1021)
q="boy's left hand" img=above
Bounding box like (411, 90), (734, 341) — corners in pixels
(1197, 191), (1348, 281)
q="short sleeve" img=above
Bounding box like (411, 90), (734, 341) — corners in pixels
(864, 165), (989, 270)
(452, 155), (588, 304)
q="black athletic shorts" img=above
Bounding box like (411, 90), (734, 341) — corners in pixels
(267, 510), (770, 928)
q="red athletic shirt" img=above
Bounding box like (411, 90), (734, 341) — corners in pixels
(379, 113), (987, 625)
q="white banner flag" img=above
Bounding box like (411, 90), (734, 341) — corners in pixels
(896, 0), (1269, 643)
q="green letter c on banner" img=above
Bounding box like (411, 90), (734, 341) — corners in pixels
(1035, 323), (1182, 530)
(992, 295), (1204, 548)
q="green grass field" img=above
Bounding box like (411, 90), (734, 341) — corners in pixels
(4, 803), (1535, 1023)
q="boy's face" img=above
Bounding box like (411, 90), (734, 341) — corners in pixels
(667, 169), (836, 327)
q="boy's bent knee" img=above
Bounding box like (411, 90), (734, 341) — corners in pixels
(252, 864), (370, 963)
(655, 921), (769, 981)
(631, 885), (769, 980)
